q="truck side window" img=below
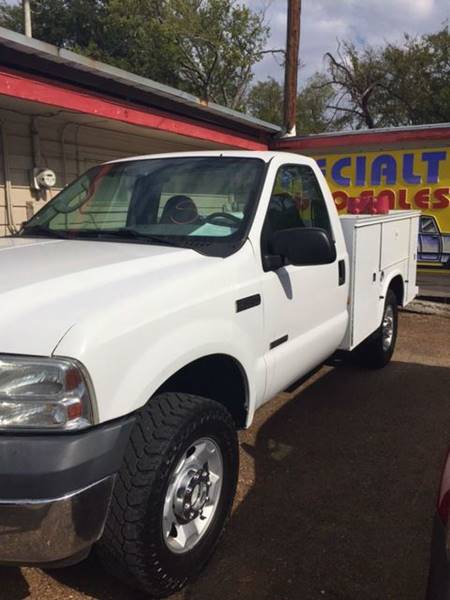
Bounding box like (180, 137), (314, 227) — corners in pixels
(262, 164), (332, 252)
(420, 216), (439, 234)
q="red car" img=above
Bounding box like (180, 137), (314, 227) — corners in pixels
(427, 450), (450, 599)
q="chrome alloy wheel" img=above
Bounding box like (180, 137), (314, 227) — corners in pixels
(163, 437), (223, 554)
(382, 304), (394, 351)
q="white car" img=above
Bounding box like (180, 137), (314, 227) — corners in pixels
(0, 151), (418, 596)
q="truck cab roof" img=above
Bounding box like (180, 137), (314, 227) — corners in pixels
(106, 150), (308, 165)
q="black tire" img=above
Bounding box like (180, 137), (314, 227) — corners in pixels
(96, 393), (239, 597)
(352, 289), (398, 369)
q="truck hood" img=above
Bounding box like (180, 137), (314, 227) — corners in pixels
(0, 237), (214, 356)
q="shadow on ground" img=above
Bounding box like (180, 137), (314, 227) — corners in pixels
(188, 361), (450, 600)
(0, 568), (30, 600)
(0, 360), (449, 600)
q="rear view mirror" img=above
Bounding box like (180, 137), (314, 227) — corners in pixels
(272, 227), (336, 266)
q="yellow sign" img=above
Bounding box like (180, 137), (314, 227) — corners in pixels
(315, 147), (450, 226)
(315, 147), (450, 266)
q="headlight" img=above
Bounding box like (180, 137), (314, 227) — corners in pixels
(0, 355), (97, 431)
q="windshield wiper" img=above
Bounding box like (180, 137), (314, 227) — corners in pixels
(97, 229), (215, 255)
(19, 226), (176, 245)
(20, 225), (71, 239)
(19, 226), (209, 253)
(93, 228), (189, 247)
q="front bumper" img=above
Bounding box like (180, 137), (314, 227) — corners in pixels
(0, 415), (135, 565)
(0, 476), (114, 565)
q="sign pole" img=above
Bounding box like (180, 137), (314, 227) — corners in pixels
(283, 0), (301, 137)
(23, 0), (32, 38)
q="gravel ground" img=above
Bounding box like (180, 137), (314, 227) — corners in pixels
(403, 300), (450, 318)
(1, 312), (449, 600)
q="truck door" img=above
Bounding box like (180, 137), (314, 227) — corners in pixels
(419, 216), (443, 264)
(259, 163), (348, 401)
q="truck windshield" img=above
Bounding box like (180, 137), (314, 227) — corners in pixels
(21, 156), (265, 257)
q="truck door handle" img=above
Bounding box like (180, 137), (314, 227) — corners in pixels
(338, 260), (346, 286)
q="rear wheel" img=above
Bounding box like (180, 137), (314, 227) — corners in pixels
(353, 289), (398, 369)
(97, 392), (239, 597)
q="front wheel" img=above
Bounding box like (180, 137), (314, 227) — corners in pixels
(353, 289), (398, 369)
(97, 393), (239, 597)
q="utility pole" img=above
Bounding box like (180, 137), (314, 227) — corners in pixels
(283, 0), (301, 137)
(23, 0), (32, 38)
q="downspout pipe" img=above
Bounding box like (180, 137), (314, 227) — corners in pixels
(0, 121), (18, 234)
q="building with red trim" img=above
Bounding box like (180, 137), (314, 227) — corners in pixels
(0, 27), (278, 234)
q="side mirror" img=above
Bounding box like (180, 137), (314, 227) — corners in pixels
(271, 227), (336, 267)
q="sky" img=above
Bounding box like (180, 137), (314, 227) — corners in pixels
(244, 0), (450, 86)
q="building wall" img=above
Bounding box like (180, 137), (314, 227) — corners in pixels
(0, 105), (225, 236)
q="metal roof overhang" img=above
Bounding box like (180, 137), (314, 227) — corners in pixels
(0, 27), (280, 149)
(2, 27), (447, 154)
(272, 123), (450, 153)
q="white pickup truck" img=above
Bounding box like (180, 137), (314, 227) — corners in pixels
(0, 151), (418, 596)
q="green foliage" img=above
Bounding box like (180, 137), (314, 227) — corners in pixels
(165, 0), (268, 109)
(246, 77), (283, 125)
(0, 0), (22, 32)
(382, 28), (450, 126)
(247, 73), (350, 134)
(0, 0), (268, 108)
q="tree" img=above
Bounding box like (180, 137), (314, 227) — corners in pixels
(323, 42), (387, 129)
(246, 77), (283, 125)
(0, 0), (183, 87)
(382, 28), (450, 126)
(165, 0), (269, 109)
(323, 27), (450, 129)
(247, 74), (350, 134)
(296, 73), (351, 134)
(0, 0), (269, 108)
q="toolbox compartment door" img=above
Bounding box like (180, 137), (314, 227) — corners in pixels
(406, 215), (420, 304)
(380, 219), (411, 270)
(339, 210), (419, 352)
(351, 224), (382, 348)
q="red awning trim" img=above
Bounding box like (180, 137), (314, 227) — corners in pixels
(0, 67), (268, 151)
(272, 127), (450, 152)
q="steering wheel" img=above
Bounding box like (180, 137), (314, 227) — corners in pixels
(205, 212), (242, 227)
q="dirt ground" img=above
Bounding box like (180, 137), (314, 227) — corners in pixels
(1, 311), (449, 600)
